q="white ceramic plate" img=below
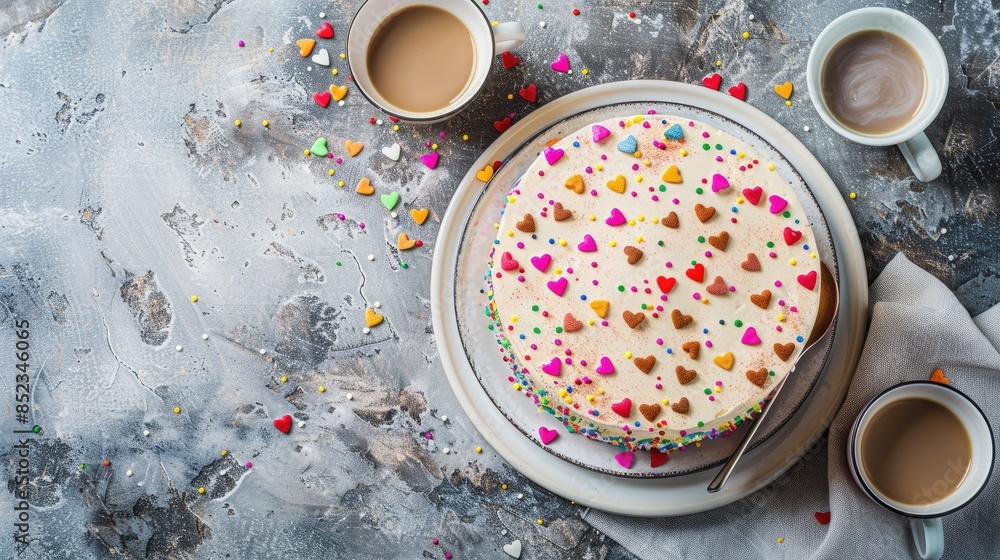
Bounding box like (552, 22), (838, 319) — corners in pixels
(431, 81), (868, 516)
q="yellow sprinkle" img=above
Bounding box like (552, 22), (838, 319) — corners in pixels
(633, 116), (643, 123)
(506, 230), (514, 237)
(393, 125), (399, 131)
(598, 388), (605, 395)
(190, 295), (198, 302)
(625, 120), (633, 127)
(328, 169), (335, 176)
(810, 253), (817, 258)
(337, 180), (345, 187)
(493, 223), (500, 229)
(318, 385), (326, 393)
(559, 239), (567, 247)
(554, 268), (562, 274)
(582, 68), (589, 75)
(643, 159), (651, 167)
(280, 375), (288, 382)
(198, 487), (205, 494)
(680, 149), (688, 156)
(234, 119), (242, 127)
(714, 386), (721, 393)
(501, 483), (508, 490)
(268, 47), (274, 52)
(173, 407), (181, 414)
(702, 297), (709, 303)
(331, 68), (338, 76)
(785, 100), (792, 107)
(768, 163), (776, 171)
(777, 537), (785, 543)
(475, 446), (483, 453)
(513, 383), (522, 390)
(463, 134), (469, 141)
(789, 258), (797, 265)
(507, 195), (516, 203)
(651, 217), (659, 224)
(628, 219), (636, 226)
(715, 60), (722, 67)
(736, 196), (744, 204)
(262, 119), (269, 127)
(595, 164), (603, 171)
(221, 449), (227, 456)
(588, 214), (596, 221)
(537, 519), (544, 526)
(661, 398), (669, 405)
(737, 151), (745, 158)
(586, 319), (595, 325)
(510, 316), (518, 323)
(849, 192), (857, 199)
(636, 176), (643, 183)
(778, 313), (785, 322)
(586, 395), (596, 402)
(303, 149), (311, 156)
(637, 214), (645, 221)
(431, 143), (438, 150)
(609, 240), (617, 247)
(624, 351), (633, 359)
(492, 21), (499, 26)
(632, 151), (641, 157)
(507, 94), (514, 100)
(339, 53), (345, 59)
(742, 31), (750, 39)
(635, 235), (644, 243)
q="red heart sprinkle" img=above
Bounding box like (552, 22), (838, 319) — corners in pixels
(312, 91), (331, 108)
(518, 84), (537, 103)
(273, 414), (292, 434)
(501, 51), (520, 70)
(685, 263), (705, 283)
(492, 160), (503, 171)
(702, 73), (722, 91)
(815, 511), (831, 525)
(650, 449), (669, 468)
(783, 227), (803, 246)
(611, 398), (632, 418)
(315, 22), (334, 39)
(742, 186), (763, 205)
(797, 270), (817, 291)
(494, 117), (511, 133)
(656, 275), (676, 294)
(727, 82), (747, 100)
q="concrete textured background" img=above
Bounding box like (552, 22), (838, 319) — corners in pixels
(0, 0), (997, 558)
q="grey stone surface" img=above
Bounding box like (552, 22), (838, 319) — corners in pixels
(0, 0), (997, 558)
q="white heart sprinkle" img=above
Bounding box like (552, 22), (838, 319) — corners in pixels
(311, 48), (330, 66)
(381, 143), (401, 161)
(503, 539), (522, 558)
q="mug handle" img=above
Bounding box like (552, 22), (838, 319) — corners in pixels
(897, 131), (942, 182)
(493, 22), (526, 56)
(910, 517), (944, 560)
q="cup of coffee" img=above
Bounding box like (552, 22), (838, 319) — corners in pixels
(806, 8), (948, 182)
(346, 0), (526, 123)
(848, 381), (994, 560)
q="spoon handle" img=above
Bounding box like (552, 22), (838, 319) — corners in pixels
(706, 374), (790, 493)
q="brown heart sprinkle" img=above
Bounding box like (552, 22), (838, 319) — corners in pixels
(774, 342), (795, 361)
(662, 211), (680, 228)
(708, 231), (730, 251)
(706, 276), (727, 296)
(671, 309), (693, 329)
(681, 341), (700, 360)
(639, 403), (661, 422)
(750, 289), (771, 309)
(694, 203), (716, 223)
(671, 397), (690, 414)
(747, 368), (768, 388)
(563, 313), (583, 332)
(515, 213), (535, 233)
(624, 245), (643, 265)
(622, 310), (646, 329)
(741, 252), (762, 271)
(634, 355), (656, 374)
(553, 202), (572, 221)
(675, 366), (696, 385)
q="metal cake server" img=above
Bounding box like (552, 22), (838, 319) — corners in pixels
(707, 261), (840, 493)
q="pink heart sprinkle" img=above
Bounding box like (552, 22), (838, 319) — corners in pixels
(611, 398), (632, 417)
(547, 277), (568, 296)
(530, 254), (552, 272)
(614, 451), (635, 469)
(596, 356), (615, 374)
(500, 251), (519, 271)
(551, 53), (570, 73)
(711, 173), (730, 193)
(592, 125), (611, 143)
(798, 270), (818, 290)
(742, 186), (763, 205)
(540, 357), (561, 376)
(420, 152), (439, 169)
(538, 426), (559, 445)
(768, 194), (788, 214)
(543, 146), (565, 165)
(577, 234), (597, 252)
(605, 208), (627, 226)
(741, 326), (761, 345)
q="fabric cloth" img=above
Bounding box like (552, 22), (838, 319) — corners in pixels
(584, 253), (1000, 559)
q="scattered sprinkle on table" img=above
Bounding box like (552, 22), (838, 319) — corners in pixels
(198, 487), (205, 494)
(318, 385), (326, 393)
(173, 407), (181, 414)
(346, 393), (354, 400)
(175, 345), (183, 352)
(233, 119), (241, 127)
(262, 119), (269, 127)
(475, 446), (483, 453)
(202, 333), (208, 340)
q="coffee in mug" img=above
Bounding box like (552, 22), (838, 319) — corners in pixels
(366, 6), (476, 114)
(821, 30), (927, 135)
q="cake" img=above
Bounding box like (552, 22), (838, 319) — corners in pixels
(485, 113), (824, 457)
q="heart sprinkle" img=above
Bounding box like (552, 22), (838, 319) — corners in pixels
(713, 352), (735, 370)
(546, 277), (568, 297)
(711, 173), (731, 193)
(589, 299), (609, 318)
(605, 207), (627, 226)
(656, 276), (676, 294)
(552, 202), (571, 221)
(501, 51), (520, 69)
(345, 139), (364, 157)
(741, 253), (762, 271)
(622, 310), (645, 329)
(516, 214), (536, 232)
(365, 308), (383, 327)
(315, 22), (334, 39)
(633, 355), (656, 373)
(661, 211), (680, 228)
(774, 81), (794, 100)
(798, 270), (818, 290)
(706, 276), (727, 295)
(661, 165), (682, 183)
(741, 327), (762, 345)
(518, 83), (537, 103)
(727, 82), (747, 100)
(564, 174), (585, 194)
(311, 48), (330, 66)
(410, 208), (429, 225)
(494, 117), (512, 133)
(614, 451), (635, 469)
(538, 427), (559, 445)
(595, 356), (615, 374)
(930, 368), (950, 385)
(694, 204), (716, 223)
(611, 398), (632, 418)
(592, 125), (611, 143)
(420, 152), (439, 169)
(783, 226), (803, 245)
(329, 84), (348, 101)
(606, 174), (627, 194)
(551, 53), (571, 73)
(530, 254), (552, 272)
(708, 231), (729, 251)
(577, 234), (597, 252)
(381, 143), (401, 161)
(743, 186), (763, 205)
(675, 366), (697, 385)
(500, 251), (519, 271)
(380, 192), (400, 211)
(476, 165), (494, 182)
(671, 397), (690, 414)
(671, 309), (693, 329)
(681, 341), (700, 360)
(702, 72), (722, 90)
(639, 403), (661, 422)
(295, 38), (316, 57)
(397, 233), (416, 250)
(747, 368), (768, 388)
(313, 91), (331, 108)
(750, 289), (772, 309)
(814, 512), (831, 525)
(685, 263), (705, 283)
(616, 135), (638, 154)
(563, 313), (583, 332)
(355, 177), (374, 195)
(664, 123), (684, 140)
(774, 342), (795, 361)
(768, 194), (788, 214)
(623, 245), (643, 264)
(543, 146), (565, 165)
(310, 137), (329, 157)
(650, 449), (669, 468)
(273, 414), (292, 434)
(541, 357), (562, 376)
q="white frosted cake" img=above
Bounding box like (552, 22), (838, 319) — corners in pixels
(485, 114), (823, 456)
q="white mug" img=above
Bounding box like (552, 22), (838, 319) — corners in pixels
(346, 0), (526, 123)
(806, 8), (948, 182)
(847, 382), (994, 560)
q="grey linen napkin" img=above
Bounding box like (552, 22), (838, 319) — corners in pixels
(584, 253), (1000, 559)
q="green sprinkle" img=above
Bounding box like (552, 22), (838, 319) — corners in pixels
(487, 324), (494, 330)
(782, 211), (791, 218)
(658, 184), (666, 192)
(640, 303), (648, 309)
(555, 326), (563, 333)
(701, 143), (711, 150)
(690, 259), (697, 265)
(532, 304), (540, 311)
(32, 425), (41, 433)
(695, 187), (704, 194)
(617, 285), (626, 292)
(537, 2), (543, 7)
(704, 388), (711, 395)
(734, 319), (743, 327)
(697, 236), (705, 243)
(401, 263), (409, 269)
(336, 261), (342, 266)
(715, 143), (723, 150)
(766, 241), (775, 248)
(533, 327), (541, 334)
(769, 370), (776, 376)
(697, 421), (705, 427)
(657, 240), (664, 247)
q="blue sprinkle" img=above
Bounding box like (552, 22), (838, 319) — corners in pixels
(664, 123), (683, 140)
(566, 386), (573, 393)
(616, 134), (638, 154)
(634, 421), (641, 427)
(572, 141), (580, 147)
(519, 334), (526, 339)
(531, 234), (537, 239)
(730, 149), (737, 155)
(796, 335), (804, 343)
(803, 244), (810, 250)
(731, 206), (738, 213)
(661, 119), (667, 125)
(580, 294), (588, 300)
(666, 348), (673, 354)
(493, 239), (499, 245)
(795, 219), (800, 224)
(702, 328), (709, 334)
(593, 412), (599, 417)
(548, 238), (555, 244)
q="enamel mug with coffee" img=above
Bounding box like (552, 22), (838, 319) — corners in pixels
(347, 0), (526, 123)
(807, 8), (948, 182)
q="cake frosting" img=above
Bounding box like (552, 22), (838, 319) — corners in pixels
(485, 114), (823, 455)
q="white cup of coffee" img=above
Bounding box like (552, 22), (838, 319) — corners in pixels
(847, 381), (994, 560)
(346, 0), (526, 123)
(806, 8), (948, 182)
